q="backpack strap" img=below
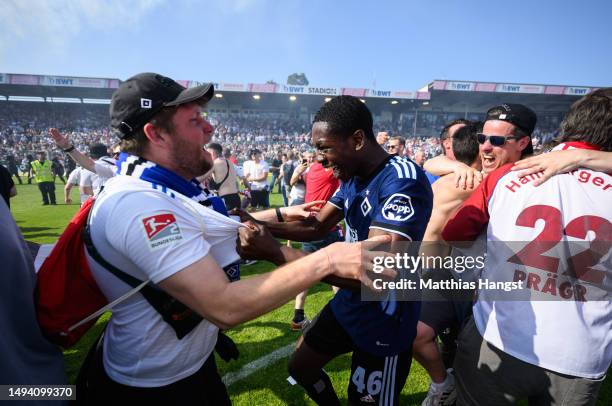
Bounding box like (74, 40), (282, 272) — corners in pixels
(82, 208), (144, 289)
(215, 159), (231, 188)
(82, 201), (203, 339)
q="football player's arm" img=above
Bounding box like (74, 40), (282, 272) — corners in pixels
(49, 128), (97, 173)
(511, 149), (612, 186)
(265, 202), (344, 241)
(237, 221), (371, 291)
(64, 182), (73, 204)
(237, 200), (327, 223)
(424, 155), (483, 190)
(160, 235), (391, 330)
(322, 227), (411, 291)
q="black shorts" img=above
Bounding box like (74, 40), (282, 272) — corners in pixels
(304, 303), (412, 406)
(419, 296), (473, 335)
(220, 193), (241, 212)
(250, 189), (269, 208)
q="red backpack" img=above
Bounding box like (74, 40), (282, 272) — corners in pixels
(35, 198), (108, 348)
(35, 196), (203, 348)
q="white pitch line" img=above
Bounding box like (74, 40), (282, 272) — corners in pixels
(222, 343), (295, 386)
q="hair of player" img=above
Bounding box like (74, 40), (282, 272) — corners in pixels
(389, 136), (406, 146)
(313, 95), (375, 141)
(440, 118), (472, 140)
(89, 143), (108, 159)
(207, 142), (223, 155)
(452, 123), (480, 166)
(120, 106), (177, 156)
(558, 87), (612, 151)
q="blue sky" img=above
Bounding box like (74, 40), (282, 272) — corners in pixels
(1, 0), (610, 91)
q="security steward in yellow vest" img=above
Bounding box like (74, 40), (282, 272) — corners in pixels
(31, 151), (56, 205)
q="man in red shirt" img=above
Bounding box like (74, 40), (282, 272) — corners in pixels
(291, 157), (342, 330)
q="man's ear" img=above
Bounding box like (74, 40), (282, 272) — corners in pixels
(517, 135), (531, 152)
(143, 123), (170, 146)
(353, 129), (365, 151)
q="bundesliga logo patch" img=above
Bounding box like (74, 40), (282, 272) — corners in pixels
(382, 193), (414, 221)
(141, 213), (183, 250)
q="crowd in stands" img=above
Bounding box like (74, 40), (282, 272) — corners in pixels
(1, 101), (562, 174)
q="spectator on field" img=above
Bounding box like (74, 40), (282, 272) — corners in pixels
(414, 122), (482, 405)
(206, 142), (241, 211)
(51, 156), (66, 184)
(49, 129), (116, 188)
(64, 166), (93, 205)
(443, 92), (612, 406)
(387, 135), (406, 157)
(439, 119), (470, 161)
(279, 151), (297, 207)
(290, 153), (341, 331)
(288, 151), (314, 207)
(269, 151), (283, 194)
(243, 148), (270, 209)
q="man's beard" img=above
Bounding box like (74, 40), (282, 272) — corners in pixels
(169, 138), (212, 178)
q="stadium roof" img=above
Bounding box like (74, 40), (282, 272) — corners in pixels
(0, 72), (603, 113)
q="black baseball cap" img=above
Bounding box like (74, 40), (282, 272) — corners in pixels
(485, 103), (537, 135)
(110, 72), (214, 139)
(486, 103), (537, 155)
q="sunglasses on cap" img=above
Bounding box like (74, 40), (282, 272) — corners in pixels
(477, 133), (524, 146)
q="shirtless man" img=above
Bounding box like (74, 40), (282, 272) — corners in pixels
(416, 122), (482, 406)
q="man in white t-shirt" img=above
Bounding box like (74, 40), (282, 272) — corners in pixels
(443, 92), (612, 405)
(64, 166), (93, 205)
(242, 148), (269, 209)
(49, 131), (117, 195)
(78, 72), (387, 404)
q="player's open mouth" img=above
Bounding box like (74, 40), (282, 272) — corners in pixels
(482, 154), (496, 167)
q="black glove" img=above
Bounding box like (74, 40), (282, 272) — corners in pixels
(215, 332), (239, 362)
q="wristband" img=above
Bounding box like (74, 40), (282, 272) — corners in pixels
(275, 207), (284, 222)
(63, 145), (75, 153)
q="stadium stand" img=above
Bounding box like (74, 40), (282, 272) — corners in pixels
(0, 73), (594, 176)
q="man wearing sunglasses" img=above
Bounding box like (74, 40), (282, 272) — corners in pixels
(478, 103), (535, 174)
(387, 136), (406, 157)
(424, 104), (535, 191)
(443, 92), (611, 405)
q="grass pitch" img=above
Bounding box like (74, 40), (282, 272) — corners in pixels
(11, 180), (610, 405)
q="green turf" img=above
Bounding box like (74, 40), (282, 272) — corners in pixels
(11, 180), (611, 405)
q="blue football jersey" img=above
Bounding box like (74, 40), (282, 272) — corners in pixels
(328, 155), (433, 356)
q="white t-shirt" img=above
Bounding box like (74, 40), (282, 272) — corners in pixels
(92, 157), (116, 193)
(88, 175), (243, 387)
(243, 160), (269, 190)
(67, 167), (92, 204)
(443, 142), (612, 379)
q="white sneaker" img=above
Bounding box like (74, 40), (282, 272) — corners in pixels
(421, 369), (457, 406)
